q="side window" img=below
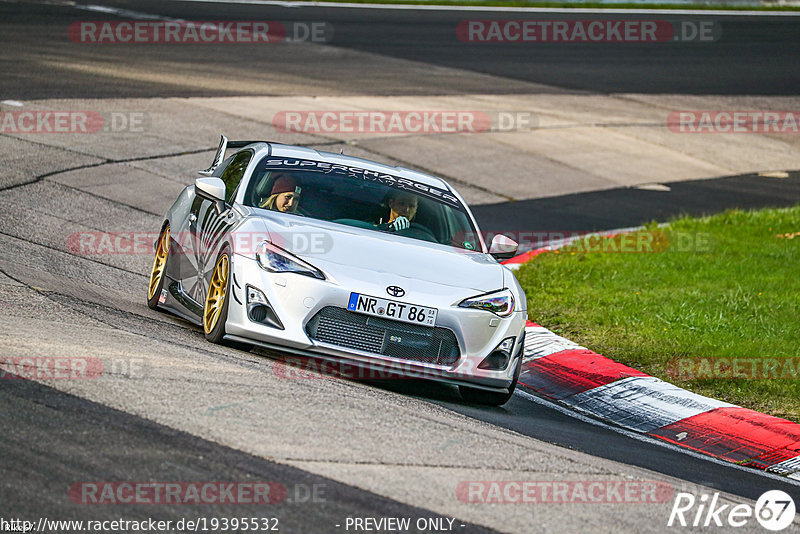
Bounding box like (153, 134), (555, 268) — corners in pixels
(219, 150), (252, 204)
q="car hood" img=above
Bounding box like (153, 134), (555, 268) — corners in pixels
(257, 215), (504, 292)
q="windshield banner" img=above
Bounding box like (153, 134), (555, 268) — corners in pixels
(260, 158), (463, 209)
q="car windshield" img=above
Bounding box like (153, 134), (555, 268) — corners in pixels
(243, 156), (482, 252)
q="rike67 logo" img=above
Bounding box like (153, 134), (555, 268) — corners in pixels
(669, 490), (796, 530)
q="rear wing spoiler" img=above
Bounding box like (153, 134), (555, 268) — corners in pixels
(198, 135), (268, 176)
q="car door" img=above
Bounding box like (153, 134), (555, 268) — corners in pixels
(182, 150), (253, 309)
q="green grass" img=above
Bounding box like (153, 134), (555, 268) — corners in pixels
(515, 205), (800, 421)
(309, 0), (800, 11)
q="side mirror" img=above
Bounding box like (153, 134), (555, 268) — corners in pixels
(195, 177), (227, 214)
(489, 234), (519, 260)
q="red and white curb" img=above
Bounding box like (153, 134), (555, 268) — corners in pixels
(517, 319), (800, 480)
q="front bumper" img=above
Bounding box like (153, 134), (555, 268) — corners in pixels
(225, 255), (527, 391)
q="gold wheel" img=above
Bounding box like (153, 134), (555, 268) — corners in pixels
(204, 254), (229, 334)
(148, 226), (170, 300)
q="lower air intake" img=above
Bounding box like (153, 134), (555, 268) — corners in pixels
(306, 306), (460, 366)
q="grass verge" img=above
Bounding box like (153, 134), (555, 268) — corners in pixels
(515, 205), (800, 421)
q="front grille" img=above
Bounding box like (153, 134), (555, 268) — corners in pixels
(306, 306), (460, 366)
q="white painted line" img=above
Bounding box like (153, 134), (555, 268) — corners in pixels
(759, 171), (790, 179)
(515, 388), (800, 486)
(171, 0), (800, 16)
(1, 100), (24, 107)
(562, 376), (736, 433)
(75, 3), (185, 21)
(635, 183), (672, 191)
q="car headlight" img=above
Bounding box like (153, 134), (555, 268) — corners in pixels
(255, 241), (324, 280)
(458, 289), (515, 317)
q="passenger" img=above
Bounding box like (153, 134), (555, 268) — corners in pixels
(260, 175), (301, 213)
(378, 191), (418, 231)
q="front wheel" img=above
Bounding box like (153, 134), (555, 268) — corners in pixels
(203, 250), (252, 351)
(204, 251), (231, 343)
(459, 355), (521, 406)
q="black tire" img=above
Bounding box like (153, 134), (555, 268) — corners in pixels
(147, 224), (170, 310)
(459, 354), (522, 406)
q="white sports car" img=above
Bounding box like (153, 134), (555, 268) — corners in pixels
(147, 136), (527, 405)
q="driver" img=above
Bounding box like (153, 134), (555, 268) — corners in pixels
(260, 175), (301, 213)
(378, 191), (418, 231)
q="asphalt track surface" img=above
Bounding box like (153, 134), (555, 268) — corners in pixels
(472, 170), (800, 234)
(2, 1), (800, 532)
(3, 0), (800, 98)
(1, 375), (493, 533)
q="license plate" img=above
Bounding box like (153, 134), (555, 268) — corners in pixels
(347, 292), (437, 327)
